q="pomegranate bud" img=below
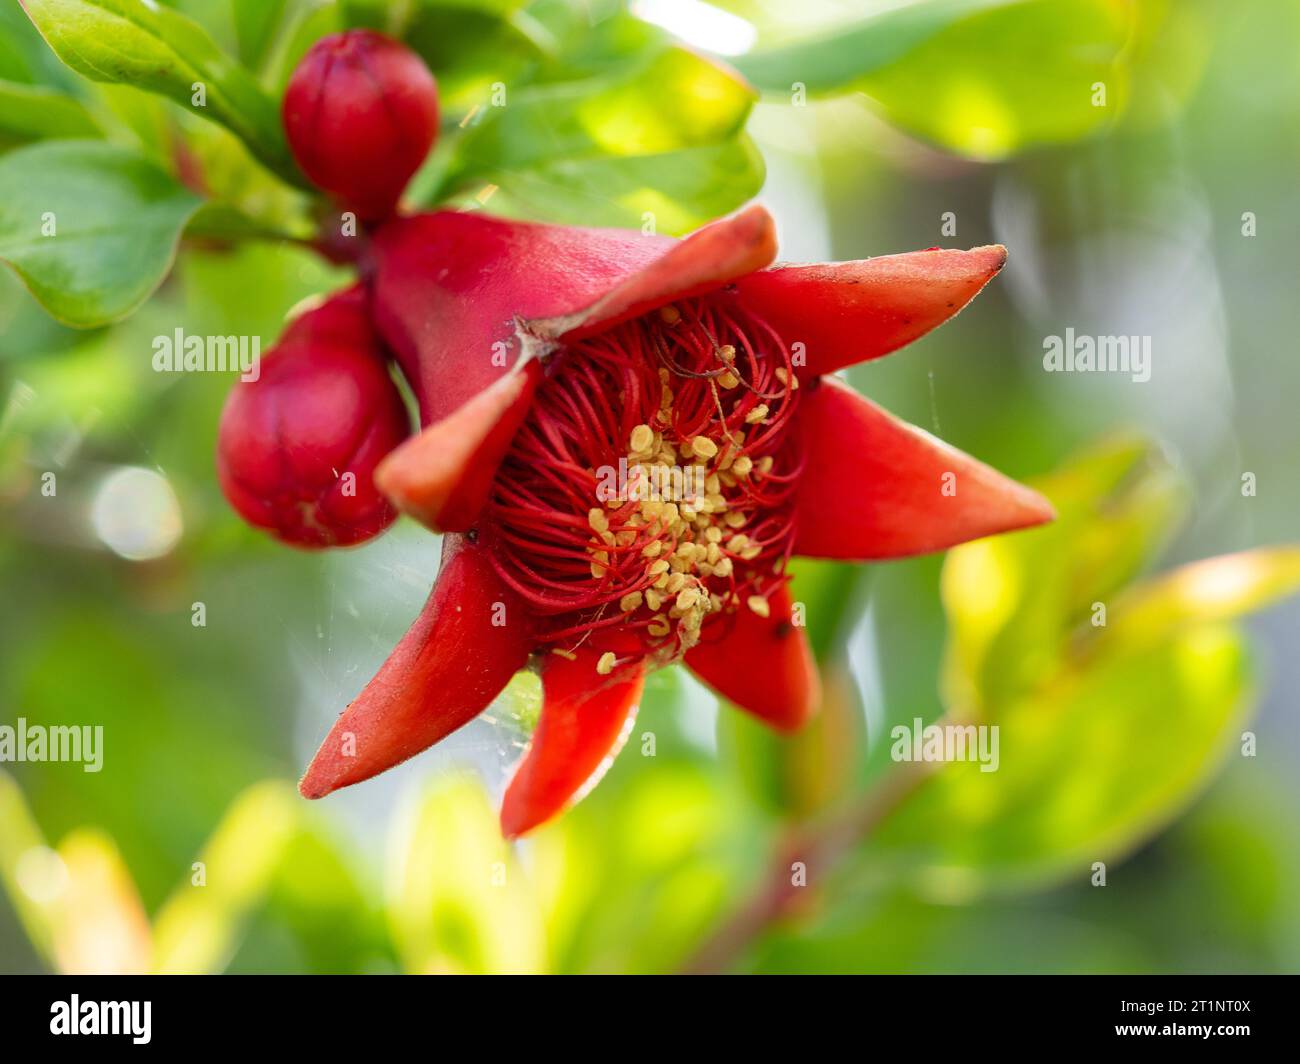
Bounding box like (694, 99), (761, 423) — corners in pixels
(282, 30), (438, 222)
(217, 289), (410, 548)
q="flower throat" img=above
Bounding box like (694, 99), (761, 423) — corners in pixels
(485, 291), (803, 665)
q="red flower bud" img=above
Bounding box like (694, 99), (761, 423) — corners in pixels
(217, 287), (410, 548)
(282, 30), (438, 222)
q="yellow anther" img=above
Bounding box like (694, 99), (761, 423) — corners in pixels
(718, 344), (736, 362)
(665, 572), (687, 595)
(690, 436), (718, 459)
(713, 556), (733, 579)
(647, 559), (670, 576)
(745, 404), (769, 424)
(630, 424), (654, 453)
(676, 587), (700, 610)
(718, 371), (740, 389)
(596, 651), (617, 675)
(641, 540), (663, 558)
(747, 595), (771, 619)
(732, 455), (753, 477)
(648, 616), (671, 638)
(724, 511), (747, 529)
(588, 507), (609, 533)
(620, 591), (644, 613)
(646, 588), (664, 611)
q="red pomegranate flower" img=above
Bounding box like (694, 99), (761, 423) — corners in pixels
(292, 204), (1053, 836)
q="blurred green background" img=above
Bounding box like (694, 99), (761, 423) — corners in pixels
(1, 0), (1299, 974)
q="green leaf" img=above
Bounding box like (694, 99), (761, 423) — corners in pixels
(0, 140), (202, 326)
(444, 46), (758, 233)
(738, 0), (1133, 159)
(736, 0), (1021, 94)
(1095, 547), (1300, 659)
(0, 77), (99, 147)
(941, 436), (1186, 714)
(871, 624), (1253, 894)
(264, 0), (344, 92)
(386, 774), (545, 974)
(19, 0), (299, 182)
(231, 0), (288, 70)
(467, 135), (764, 233)
(404, 6), (552, 115)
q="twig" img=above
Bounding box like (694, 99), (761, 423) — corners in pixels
(682, 757), (937, 974)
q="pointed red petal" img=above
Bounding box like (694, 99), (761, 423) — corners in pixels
(369, 210), (683, 424)
(371, 207), (779, 415)
(498, 649), (644, 838)
(793, 377), (1054, 560)
(536, 204), (778, 341)
(736, 245), (1007, 378)
(685, 583), (821, 731)
(300, 533), (533, 798)
(374, 362), (540, 532)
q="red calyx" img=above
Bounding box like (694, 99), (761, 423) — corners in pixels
(216, 287), (410, 549)
(282, 30), (439, 222)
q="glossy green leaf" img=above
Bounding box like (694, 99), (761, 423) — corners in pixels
(20, 0), (299, 181)
(264, 0), (343, 92)
(386, 774), (545, 974)
(941, 436), (1186, 714)
(467, 134), (764, 233)
(1095, 547), (1300, 658)
(872, 624), (1253, 894)
(736, 0), (1021, 93)
(445, 46), (758, 233)
(530, 762), (764, 973)
(0, 78), (99, 147)
(0, 140), (202, 326)
(231, 0), (287, 70)
(738, 0), (1133, 159)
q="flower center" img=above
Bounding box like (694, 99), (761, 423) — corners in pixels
(486, 291), (802, 667)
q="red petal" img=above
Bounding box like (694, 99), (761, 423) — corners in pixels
(374, 362), (540, 532)
(793, 378), (1054, 559)
(368, 207), (777, 527)
(736, 245), (1006, 377)
(368, 210), (680, 423)
(498, 649), (644, 838)
(685, 583), (820, 730)
(299, 533), (533, 798)
(535, 204), (778, 341)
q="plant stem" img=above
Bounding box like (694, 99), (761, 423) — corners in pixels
(681, 757), (937, 974)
